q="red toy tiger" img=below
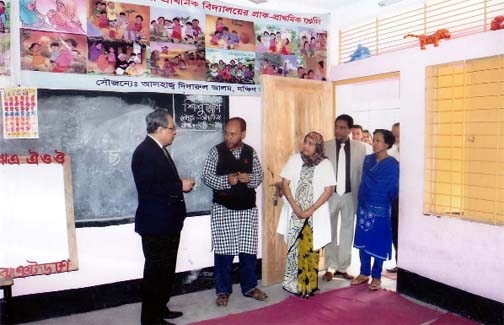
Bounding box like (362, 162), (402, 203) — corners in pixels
(404, 29), (451, 50)
(490, 15), (504, 30)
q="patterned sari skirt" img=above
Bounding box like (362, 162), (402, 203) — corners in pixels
(282, 166), (319, 298)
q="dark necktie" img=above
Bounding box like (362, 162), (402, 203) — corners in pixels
(336, 143), (346, 195)
(163, 148), (180, 179)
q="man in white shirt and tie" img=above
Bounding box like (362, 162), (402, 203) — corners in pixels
(322, 114), (367, 281)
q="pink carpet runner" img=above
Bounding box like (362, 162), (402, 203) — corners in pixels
(429, 312), (479, 324)
(192, 285), (477, 325)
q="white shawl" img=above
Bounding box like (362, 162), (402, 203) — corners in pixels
(276, 154), (336, 250)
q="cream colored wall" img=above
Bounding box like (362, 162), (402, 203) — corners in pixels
(329, 30), (504, 303)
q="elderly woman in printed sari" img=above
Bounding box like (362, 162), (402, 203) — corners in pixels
(351, 129), (399, 291)
(277, 132), (335, 298)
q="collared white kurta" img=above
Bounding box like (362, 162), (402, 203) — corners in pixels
(202, 144), (263, 255)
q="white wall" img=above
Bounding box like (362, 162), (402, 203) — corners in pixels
(335, 78), (400, 132)
(9, 96), (262, 297)
(330, 29), (504, 303)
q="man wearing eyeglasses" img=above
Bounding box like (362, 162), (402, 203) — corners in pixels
(132, 109), (195, 325)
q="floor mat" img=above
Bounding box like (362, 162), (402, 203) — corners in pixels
(429, 312), (479, 324)
(191, 285), (445, 325)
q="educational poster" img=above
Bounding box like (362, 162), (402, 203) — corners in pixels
(20, 29), (88, 73)
(204, 15), (256, 84)
(205, 48), (255, 84)
(1, 88), (38, 139)
(298, 27), (328, 80)
(19, 0), (87, 34)
(86, 2), (150, 76)
(254, 22), (300, 81)
(148, 5), (206, 80)
(205, 15), (255, 51)
(0, 0), (10, 76)
(87, 2), (149, 43)
(15, 0), (330, 95)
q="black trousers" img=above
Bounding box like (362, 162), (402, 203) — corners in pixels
(391, 197), (399, 262)
(141, 234), (180, 324)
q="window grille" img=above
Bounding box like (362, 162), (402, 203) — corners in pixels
(424, 54), (504, 225)
(339, 0), (504, 63)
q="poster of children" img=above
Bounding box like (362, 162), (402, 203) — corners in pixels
(20, 29), (87, 73)
(205, 48), (255, 84)
(255, 52), (298, 81)
(253, 23), (302, 81)
(254, 23), (300, 56)
(150, 6), (205, 46)
(20, 0), (87, 34)
(0, 0), (10, 75)
(15, 0), (329, 94)
(87, 1), (150, 44)
(298, 28), (327, 80)
(205, 15), (255, 52)
(149, 42), (205, 80)
(87, 39), (146, 76)
(148, 5), (205, 80)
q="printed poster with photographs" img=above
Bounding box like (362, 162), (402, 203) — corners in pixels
(2, 88), (39, 139)
(17, 0), (329, 95)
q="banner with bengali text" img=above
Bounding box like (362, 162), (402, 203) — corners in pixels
(15, 0), (329, 96)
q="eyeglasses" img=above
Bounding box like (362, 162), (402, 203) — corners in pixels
(162, 126), (176, 131)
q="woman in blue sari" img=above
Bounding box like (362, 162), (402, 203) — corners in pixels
(351, 129), (399, 291)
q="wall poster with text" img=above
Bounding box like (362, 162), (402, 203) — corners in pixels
(1, 87), (38, 139)
(16, 0), (329, 96)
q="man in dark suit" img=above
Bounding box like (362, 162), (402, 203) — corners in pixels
(132, 109), (195, 325)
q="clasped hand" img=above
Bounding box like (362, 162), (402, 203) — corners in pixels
(292, 204), (315, 219)
(228, 172), (250, 185)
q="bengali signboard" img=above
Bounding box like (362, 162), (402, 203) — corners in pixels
(14, 0), (329, 95)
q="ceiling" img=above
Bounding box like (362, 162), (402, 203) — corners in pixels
(217, 0), (378, 14)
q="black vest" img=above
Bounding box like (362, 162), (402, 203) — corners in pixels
(213, 142), (256, 210)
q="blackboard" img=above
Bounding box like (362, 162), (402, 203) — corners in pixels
(0, 90), (228, 225)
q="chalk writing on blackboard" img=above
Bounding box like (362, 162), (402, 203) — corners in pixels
(174, 94), (228, 131)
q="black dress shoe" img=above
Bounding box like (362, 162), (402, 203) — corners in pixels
(163, 309), (183, 319)
(161, 320), (175, 325)
(141, 320), (175, 325)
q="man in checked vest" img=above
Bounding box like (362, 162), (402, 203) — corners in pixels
(202, 117), (268, 307)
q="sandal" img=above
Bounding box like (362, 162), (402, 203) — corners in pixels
(244, 288), (268, 301)
(368, 278), (381, 291)
(350, 274), (369, 285)
(216, 293), (229, 306)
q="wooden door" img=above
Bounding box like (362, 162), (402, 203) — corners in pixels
(261, 75), (334, 285)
